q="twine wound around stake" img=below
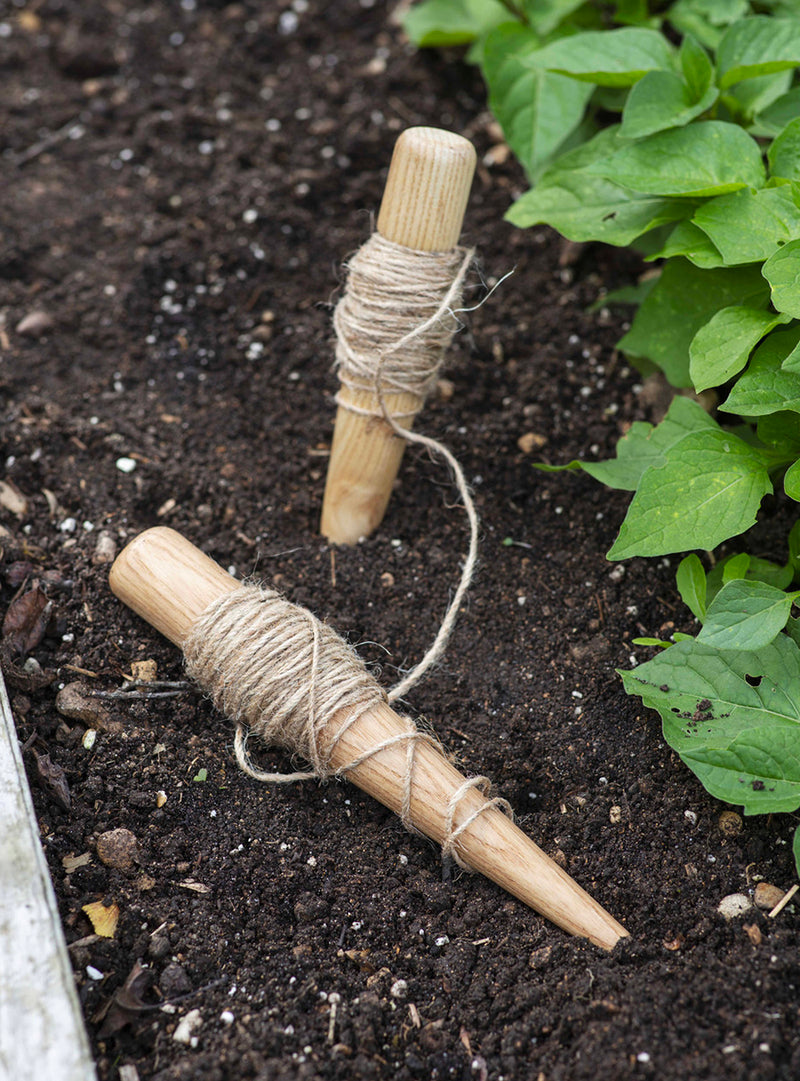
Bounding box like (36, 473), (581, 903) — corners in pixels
(183, 584), (512, 867)
(333, 232), (479, 699)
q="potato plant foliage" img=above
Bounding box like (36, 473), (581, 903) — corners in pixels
(406, 0), (800, 869)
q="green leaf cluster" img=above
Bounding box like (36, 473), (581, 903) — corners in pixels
(406, 0), (800, 871)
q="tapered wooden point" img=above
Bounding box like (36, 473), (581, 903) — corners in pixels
(321, 127), (477, 545)
(110, 527), (629, 950)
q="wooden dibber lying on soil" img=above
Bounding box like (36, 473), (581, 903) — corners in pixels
(110, 527), (628, 950)
(320, 126), (476, 545)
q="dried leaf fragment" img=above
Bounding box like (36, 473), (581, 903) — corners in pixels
(3, 584), (52, 656)
(82, 900), (120, 938)
(63, 851), (92, 873)
(35, 751), (71, 810)
(0, 479), (28, 517)
(177, 879), (211, 894)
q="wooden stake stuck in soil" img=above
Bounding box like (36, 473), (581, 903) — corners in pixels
(320, 126), (477, 545)
(110, 527), (628, 950)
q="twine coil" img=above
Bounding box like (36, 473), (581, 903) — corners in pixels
(184, 584), (512, 867)
(333, 232), (473, 414)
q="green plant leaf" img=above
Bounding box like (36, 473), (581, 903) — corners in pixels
(521, 0), (587, 37)
(794, 823), (800, 877)
(763, 240), (800, 318)
(722, 552), (751, 584)
(785, 458), (800, 500)
(692, 185), (800, 266)
(505, 173), (693, 244)
(621, 634), (800, 814)
(757, 411), (800, 456)
(608, 428), (773, 558)
(722, 327), (800, 416)
(769, 118), (800, 181)
(193, 767), (207, 782)
(483, 24), (593, 179)
(752, 87), (800, 136)
(646, 220), (725, 268)
(706, 553), (794, 606)
(585, 121), (766, 197)
(676, 552), (708, 620)
(402, 0), (514, 46)
(790, 519), (800, 575)
(726, 70), (794, 123)
(689, 307), (792, 393)
(667, 0), (749, 50)
(527, 27), (676, 86)
(618, 260), (771, 387)
(680, 32), (715, 98)
(619, 69), (717, 138)
(632, 636), (673, 647)
(716, 16), (800, 89)
(697, 578), (797, 649)
(575, 395), (716, 490)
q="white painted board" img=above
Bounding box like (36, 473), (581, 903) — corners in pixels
(0, 666), (97, 1081)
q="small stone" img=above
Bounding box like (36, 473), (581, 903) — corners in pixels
(92, 531), (117, 565)
(130, 658), (157, 682)
(220, 1010), (235, 1025)
(172, 1007), (202, 1044)
(380, 572), (395, 588)
(719, 810), (743, 837)
(16, 311), (54, 337)
(149, 930), (171, 961)
(717, 893), (753, 920)
(390, 979), (408, 999)
(96, 827), (138, 871)
(754, 882), (786, 911)
(517, 432), (547, 454)
(56, 683), (112, 729)
(609, 805), (622, 824)
(161, 962), (192, 999)
(115, 457), (137, 474)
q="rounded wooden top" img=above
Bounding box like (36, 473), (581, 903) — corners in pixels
(376, 127), (476, 252)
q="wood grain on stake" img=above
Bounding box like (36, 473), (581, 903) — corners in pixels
(320, 127), (476, 545)
(110, 527), (628, 950)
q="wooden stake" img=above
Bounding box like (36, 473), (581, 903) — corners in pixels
(110, 527), (628, 951)
(320, 127), (477, 545)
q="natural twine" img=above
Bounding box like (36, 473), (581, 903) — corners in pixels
(333, 231), (479, 699)
(184, 584), (512, 867)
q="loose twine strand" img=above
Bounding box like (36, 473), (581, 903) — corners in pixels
(334, 232), (478, 700)
(182, 232), (512, 867)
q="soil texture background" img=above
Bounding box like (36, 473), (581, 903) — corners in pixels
(2, 2), (799, 1079)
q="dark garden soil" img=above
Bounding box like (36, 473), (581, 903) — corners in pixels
(2, 2), (799, 1079)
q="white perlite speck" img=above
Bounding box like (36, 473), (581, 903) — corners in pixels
(173, 1009), (202, 1044)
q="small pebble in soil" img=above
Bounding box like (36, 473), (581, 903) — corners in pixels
(220, 1010), (235, 1025)
(717, 894), (753, 919)
(86, 966), (104, 981)
(754, 882), (786, 910)
(115, 457), (137, 473)
(96, 827), (138, 871)
(719, 810), (743, 837)
(390, 979), (408, 999)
